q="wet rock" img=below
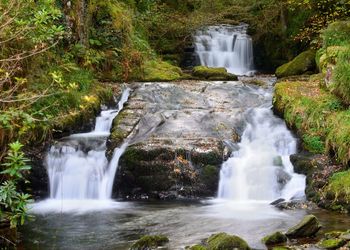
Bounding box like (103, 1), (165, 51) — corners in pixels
(207, 232), (251, 250)
(262, 231), (287, 246)
(130, 235), (169, 250)
(317, 238), (346, 249)
(275, 50), (316, 78)
(270, 198), (286, 206)
(109, 81), (272, 200)
(285, 215), (321, 239)
(290, 153), (324, 176)
(192, 66), (238, 81)
(273, 156), (283, 167)
(275, 200), (311, 210)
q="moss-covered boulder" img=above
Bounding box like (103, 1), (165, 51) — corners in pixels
(318, 238), (346, 249)
(285, 215), (321, 239)
(262, 232), (287, 246)
(275, 50), (316, 78)
(192, 66), (238, 81)
(130, 235), (169, 250)
(142, 60), (182, 82)
(207, 233), (250, 250)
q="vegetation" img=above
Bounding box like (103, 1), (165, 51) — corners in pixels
(0, 142), (33, 228)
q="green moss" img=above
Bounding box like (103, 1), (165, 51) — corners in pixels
(285, 215), (321, 238)
(201, 165), (219, 191)
(321, 21), (350, 47)
(192, 66), (238, 81)
(262, 232), (287, 245)
(324, 171), (350, 206)
(272, 247), (292, 250)
(274, 77), (349, 164)
(318, 238), (346, 249)
(141, 59), (182, 82)
(130, 235), (169, 250)
(207, 233), (250, 250)
(275, 50), (316, 78)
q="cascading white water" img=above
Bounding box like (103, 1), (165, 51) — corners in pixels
(218, 108), (305, 202)
(46, 88), (130, 201)
(194, 24), (255, 76)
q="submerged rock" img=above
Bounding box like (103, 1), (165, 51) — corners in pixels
(192, 66), (238, 81)
(262, 232), (287, 246)
(130, 235), (169, 250)
(285, 215), (321, 239)
(275, 50), (316, 78)
(207, 233), (251, 250)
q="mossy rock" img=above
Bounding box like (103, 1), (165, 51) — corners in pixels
(130, 235), (169, 250)
(192, 66), (238, 81)
(262, 232), (287, 246)
(318, 238), (346, 249)
(324, 231), (343, 239)
(285, 215), (321, 239)
(207, 232), (250, 250)
(142, 59), (182, 82)
(275, 50), (316, 78)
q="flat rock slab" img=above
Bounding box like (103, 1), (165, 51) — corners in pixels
(109, 79), (275, 199)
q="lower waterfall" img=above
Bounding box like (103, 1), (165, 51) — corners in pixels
(218, 108), (305, 202)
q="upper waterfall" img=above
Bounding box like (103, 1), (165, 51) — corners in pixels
(194, 24), (255, 76)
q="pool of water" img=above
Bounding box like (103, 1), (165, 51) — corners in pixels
(20, 199), (350, 250)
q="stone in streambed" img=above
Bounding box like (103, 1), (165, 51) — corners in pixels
(262, 231), (287, 246)
(130, 235), (169, 250)
(285, 215), (321, 238)
(207, 232), (251, 250)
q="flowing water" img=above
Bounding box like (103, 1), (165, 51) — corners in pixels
(194, 24), (255, 76)
(33, 88), (130, 212)
(218, 108), (306, 202)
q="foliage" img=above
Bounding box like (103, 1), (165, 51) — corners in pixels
(274, 77), (349, 164)
(0, 141), (33, 228)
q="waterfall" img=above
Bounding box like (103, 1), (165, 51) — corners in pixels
(218, 108), (305, 202)
(194, 24), (255, 76)
(46, 88), (130, 201)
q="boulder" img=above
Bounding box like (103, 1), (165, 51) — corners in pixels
(130, 235), (169, 250)
(285, 215), (321, 238)
(275, 50), (316, 78)
(262, 231), (287, 245)
(207, 233), (251, 250)
(192, 66), (238, 81)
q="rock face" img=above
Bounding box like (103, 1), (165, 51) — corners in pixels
(275, 50), (316, 78)
(285, 215), (321, 239)
(207, 233), (251, 250)
(109, 79), (273, 200)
